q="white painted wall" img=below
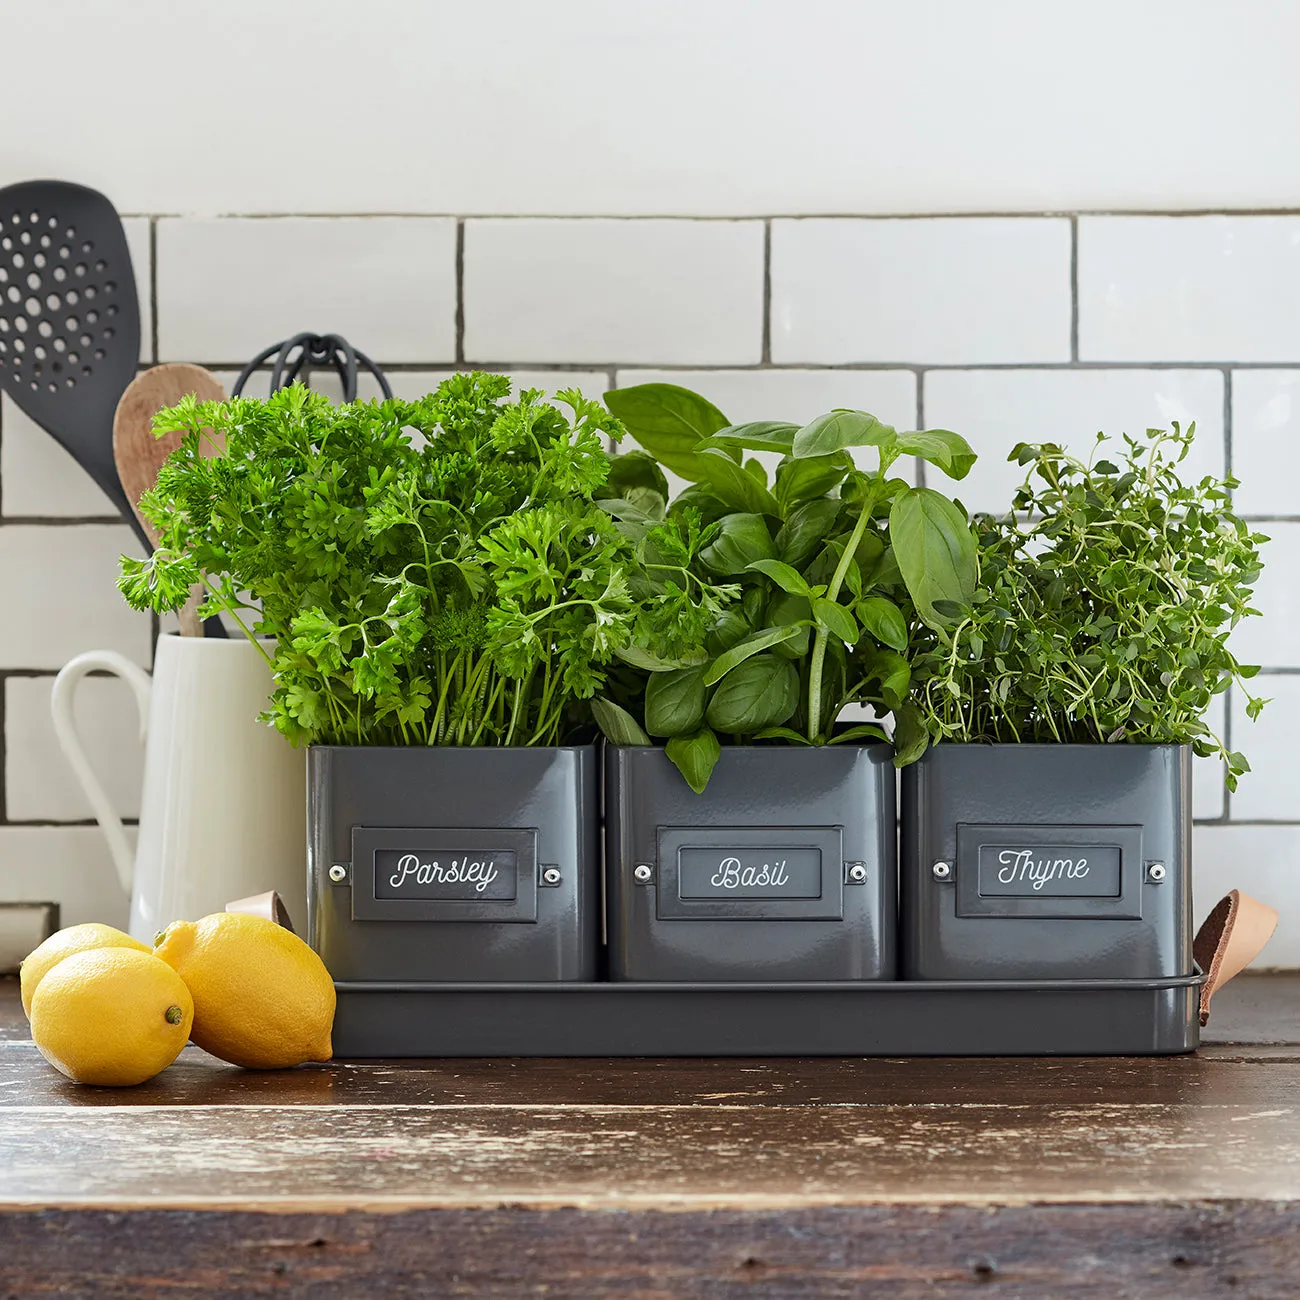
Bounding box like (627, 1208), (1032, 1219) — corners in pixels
(1, 1), (1297, 968)
(3, 0), (1300, 216)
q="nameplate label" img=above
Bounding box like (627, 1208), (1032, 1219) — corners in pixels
(678, 847), (823, 900)
(977, 845), (1121, 898)
(374, 849), (519, 900)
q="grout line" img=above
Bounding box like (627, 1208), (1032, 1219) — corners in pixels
(1223, 368), (1234, 487)
(1069, 216), (1079, 363)
(116, 208), (1300, 221)
(148, 217), (159, 365)
(761, 220), (772, 365)
(454, 221), (465, 366)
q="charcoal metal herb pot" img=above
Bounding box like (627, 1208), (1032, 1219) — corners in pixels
(307, 745), (600, 982)
(901, 743), (1192, 981)
(606, 743), (896, 981)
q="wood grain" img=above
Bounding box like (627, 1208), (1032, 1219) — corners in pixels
(2, 977), (1299, 1293)
(1, 1203), (1298, 1298)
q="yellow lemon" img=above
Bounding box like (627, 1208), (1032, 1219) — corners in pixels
(154, 913), (334, 1069)
(20, 922), (150, 1019)
(30, 948), (193, 1087)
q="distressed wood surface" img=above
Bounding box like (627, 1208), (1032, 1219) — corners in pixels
(2, 975), (1299, 1295)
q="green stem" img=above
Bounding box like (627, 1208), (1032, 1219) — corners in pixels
(806, 478), (885, 742)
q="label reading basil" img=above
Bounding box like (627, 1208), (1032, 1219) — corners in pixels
(677, 847), (823, 900)
(977, 845), (1122, 898)
(374, 849), (518, 901)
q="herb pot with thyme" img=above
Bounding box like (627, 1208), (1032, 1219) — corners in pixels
(899, 424), (1267, 982)
(119, 373), (692, 983)
(593, 383), (979, 981)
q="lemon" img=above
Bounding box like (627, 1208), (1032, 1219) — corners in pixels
(154, 913), (334, 1069)
(20, 922), (150, 1019)
(30, 948), (193, 1087)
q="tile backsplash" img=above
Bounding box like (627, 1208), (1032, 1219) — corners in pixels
(2, 210), (1296, 964)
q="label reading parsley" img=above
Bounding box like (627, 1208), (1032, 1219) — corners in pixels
(374, 849), (518, 900)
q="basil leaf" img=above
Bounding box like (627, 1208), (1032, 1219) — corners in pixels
(827, 723), (890, 745)
(772, 452), (852, 513)
(856, 595), (908, 652)
(812, 597), (859, 644)
(603, 384), (731, 479)
(753, 726), (814, 744)
(616, 644), (708, 672)
(604, 448), (670, 500)
(706, 654), (800, 734)
(891, 701), (930, 767)
(703, 624), (802, 686)
(767, 590), (812, 658)
(870, 648), (912, 710)
(699, 513), (776, 575)
(694, 448), (781, 515)
(666, 482), (732, 528)
(590, 697), (651, 747)
(893, 429), (977, 482)
(697, 421), (798, 455)
(705, 608), (753, 657)
(666, 726), (722, 794)
(888, 486), (977, 630)
(775, 499), (842, 568)
(745, 558), (813, 598)
(792, 410), (897, 459)
(645, 667), (708, 737)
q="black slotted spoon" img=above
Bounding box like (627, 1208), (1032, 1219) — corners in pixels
(0, 180), (145, 546)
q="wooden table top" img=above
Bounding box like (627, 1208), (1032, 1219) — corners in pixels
(2, 973), (1298, 1297)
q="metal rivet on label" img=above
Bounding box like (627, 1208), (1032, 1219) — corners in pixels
(541, 866), (562, 886)
(845, 862), (868, 884)
(633, 864), (653, 884)
(1147, 862), (1167, 883)
(328, 864), (348, 883)
(932, 861), (952, 881)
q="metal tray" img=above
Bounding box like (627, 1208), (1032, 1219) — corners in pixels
(332, 973), (1203, 1057)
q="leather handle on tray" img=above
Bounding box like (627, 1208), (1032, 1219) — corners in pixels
(225, 890), (297, 935)
(1194, 890), (1278, 1026)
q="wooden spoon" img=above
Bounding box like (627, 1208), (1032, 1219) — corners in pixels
(113, 364), (225, 636)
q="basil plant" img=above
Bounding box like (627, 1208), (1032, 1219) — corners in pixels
(591, 384), (978, 792)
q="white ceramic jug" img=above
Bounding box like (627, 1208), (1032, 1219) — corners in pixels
(52, 634), (307, 942)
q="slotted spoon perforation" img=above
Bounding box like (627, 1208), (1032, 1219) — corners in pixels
(0, 181), (142, 536)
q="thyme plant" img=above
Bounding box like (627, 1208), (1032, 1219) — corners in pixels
(906, 424), (1267, 787)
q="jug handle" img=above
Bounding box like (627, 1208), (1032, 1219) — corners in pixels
(51, 651), (152, 896)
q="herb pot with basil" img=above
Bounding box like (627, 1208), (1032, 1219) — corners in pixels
(900, 426), (1267, 982)
(595, 384), (979, 981)
(119, 374), (664, 983)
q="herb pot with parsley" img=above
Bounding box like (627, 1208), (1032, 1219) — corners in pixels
(120, 374), (655, 983)
(595, 384), (978, 981)
(900, 426), (1267, 982)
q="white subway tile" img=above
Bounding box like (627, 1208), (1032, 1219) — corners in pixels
(1229, 522), (1300, 669)
(1193, 693), (1228, 822)
(1080, 216), (1300, 362)
(157, 218), (456, 365)
(1, 393), (120, 517)
(614, 369), (916, 429)
(0, 825), (131, 930)
(0, 524), (151, 669)
(1228, 676), (1300, 821)
(122, 217), (152, 364)
(6, 675), (144, 822)
(924, 369), (1225, 514)
(463, 220), (764, 365)
(1194, 825), (1300, 968)
(771, 218), (1071, 365)
(1231, 370), (1300, 516)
